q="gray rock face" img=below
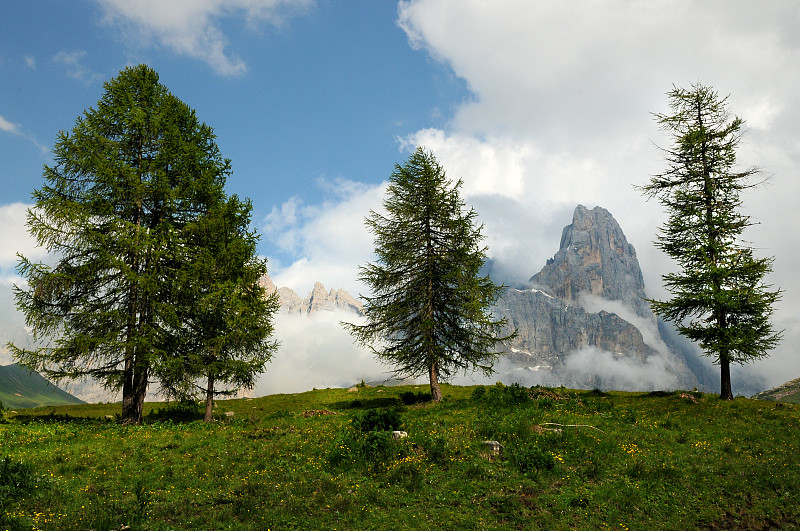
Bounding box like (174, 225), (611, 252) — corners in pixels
(260, 275), (364, 316)
(500, 288), (653, 369)
(531, 205), (650, 319)
(495, 205), (699, 391)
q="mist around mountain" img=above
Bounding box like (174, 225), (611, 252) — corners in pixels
(486, 205), (765, 396)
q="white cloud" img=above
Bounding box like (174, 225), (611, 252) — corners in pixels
(96, 0), (315, 76)
(394, 0), (800, 389)
(254, 310), (395, 394)
(0, 203), (43, 339)
(0, 115), (19, 134)
(53, 50), (105, 85)
(0, 114), (48, 153)
(263, 178), (385, 296)
(24, 54), (36, 69)
(0, 203), (43, 268)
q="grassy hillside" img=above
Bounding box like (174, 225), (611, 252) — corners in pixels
(1, 383), (798, 530)
(0, 364), (84, 410)
(752, 377), (800, 405)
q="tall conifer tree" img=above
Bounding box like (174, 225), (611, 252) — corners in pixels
(346, 148), (513, 401)
(11, 65), (275, 423)
(640, 83), (781, 400)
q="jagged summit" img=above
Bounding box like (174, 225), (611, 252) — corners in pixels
(531, 204), (650, 319)
(496, 205), (700, 391)
(259, 275), (364, 316)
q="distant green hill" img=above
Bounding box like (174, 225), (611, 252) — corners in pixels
(752, 376), (800, 404)
(0, 363), (84, 409)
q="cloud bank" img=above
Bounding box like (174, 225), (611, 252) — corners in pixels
(253, 309), (396, 395)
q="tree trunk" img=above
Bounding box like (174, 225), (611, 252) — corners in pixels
(121, 348), (136, 424)
(204, 374), (215, 423)
(429, 361), (443, 402)
(720, 354), (733, 400)
(122, 358), (149, 425)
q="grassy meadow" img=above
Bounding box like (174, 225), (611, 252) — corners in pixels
(1, 383), (798, 530)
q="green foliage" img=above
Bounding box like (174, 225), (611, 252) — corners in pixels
(328, 425), (407, 474)
(0, 456), (40, 499)
(640, 83), (782, 399)
(345, 147), (514, 400)
(472, 382), (531, 407)
(352, 407), (404, 432)
(10, 64), (276, 425)
(0, 456), (42, 529)
(399, 390), (431, 405)
(156, 194), (280, 417)
(506, 442), (555, 475)
(143, 400), (204, 423)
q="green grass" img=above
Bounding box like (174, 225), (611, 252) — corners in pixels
(1, 383), (798, 530)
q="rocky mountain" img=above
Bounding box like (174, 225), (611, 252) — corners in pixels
(531, 204), (651, 319)
(495, 205), (701, 391)
(259, 275), (364, 316)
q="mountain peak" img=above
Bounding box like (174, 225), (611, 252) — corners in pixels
(261, 275), (364, 316)
(531, 204), (649, 318)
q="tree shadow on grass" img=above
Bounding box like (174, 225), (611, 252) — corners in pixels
(330, 396), (404, 410)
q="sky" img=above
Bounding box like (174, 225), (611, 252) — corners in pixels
(2, 0), (799, 391)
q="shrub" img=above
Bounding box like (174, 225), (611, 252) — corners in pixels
(505, 442), (555, 475)
(399, 391), (431, 405)
(420, 433), (451, 466)
(473, 382), (530, 408)
(0, 457), (39, 497)
(144, 400), (203, 423)
(352, 407), (403, 433)
(327, 427), (407, 474)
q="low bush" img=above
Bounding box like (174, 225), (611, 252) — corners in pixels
(472, 382), (531, 407)
(0, 456), (40, 499)
(144, 400), (204, 423)
(327, 426), (407, 474)
(352, 407), (403, 433)
(505, 442), (556, 475)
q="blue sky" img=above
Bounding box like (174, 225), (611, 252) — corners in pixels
(1, 1), (467, 248)
(3, 1), (800, 390)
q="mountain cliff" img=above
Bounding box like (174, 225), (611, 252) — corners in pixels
(495, 205), (701, 391)
(531, 205), (650, 319)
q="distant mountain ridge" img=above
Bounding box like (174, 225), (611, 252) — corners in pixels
(0, 363), (84, 409)
(259, 275), (364, 316)
(752, 377), (800, 404)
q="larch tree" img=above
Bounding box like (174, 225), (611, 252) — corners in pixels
(158, 195), (280, 422)
(345, 147), (514, 402)
(639, 83), (782, 400)
(10, 65), (276, 424)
